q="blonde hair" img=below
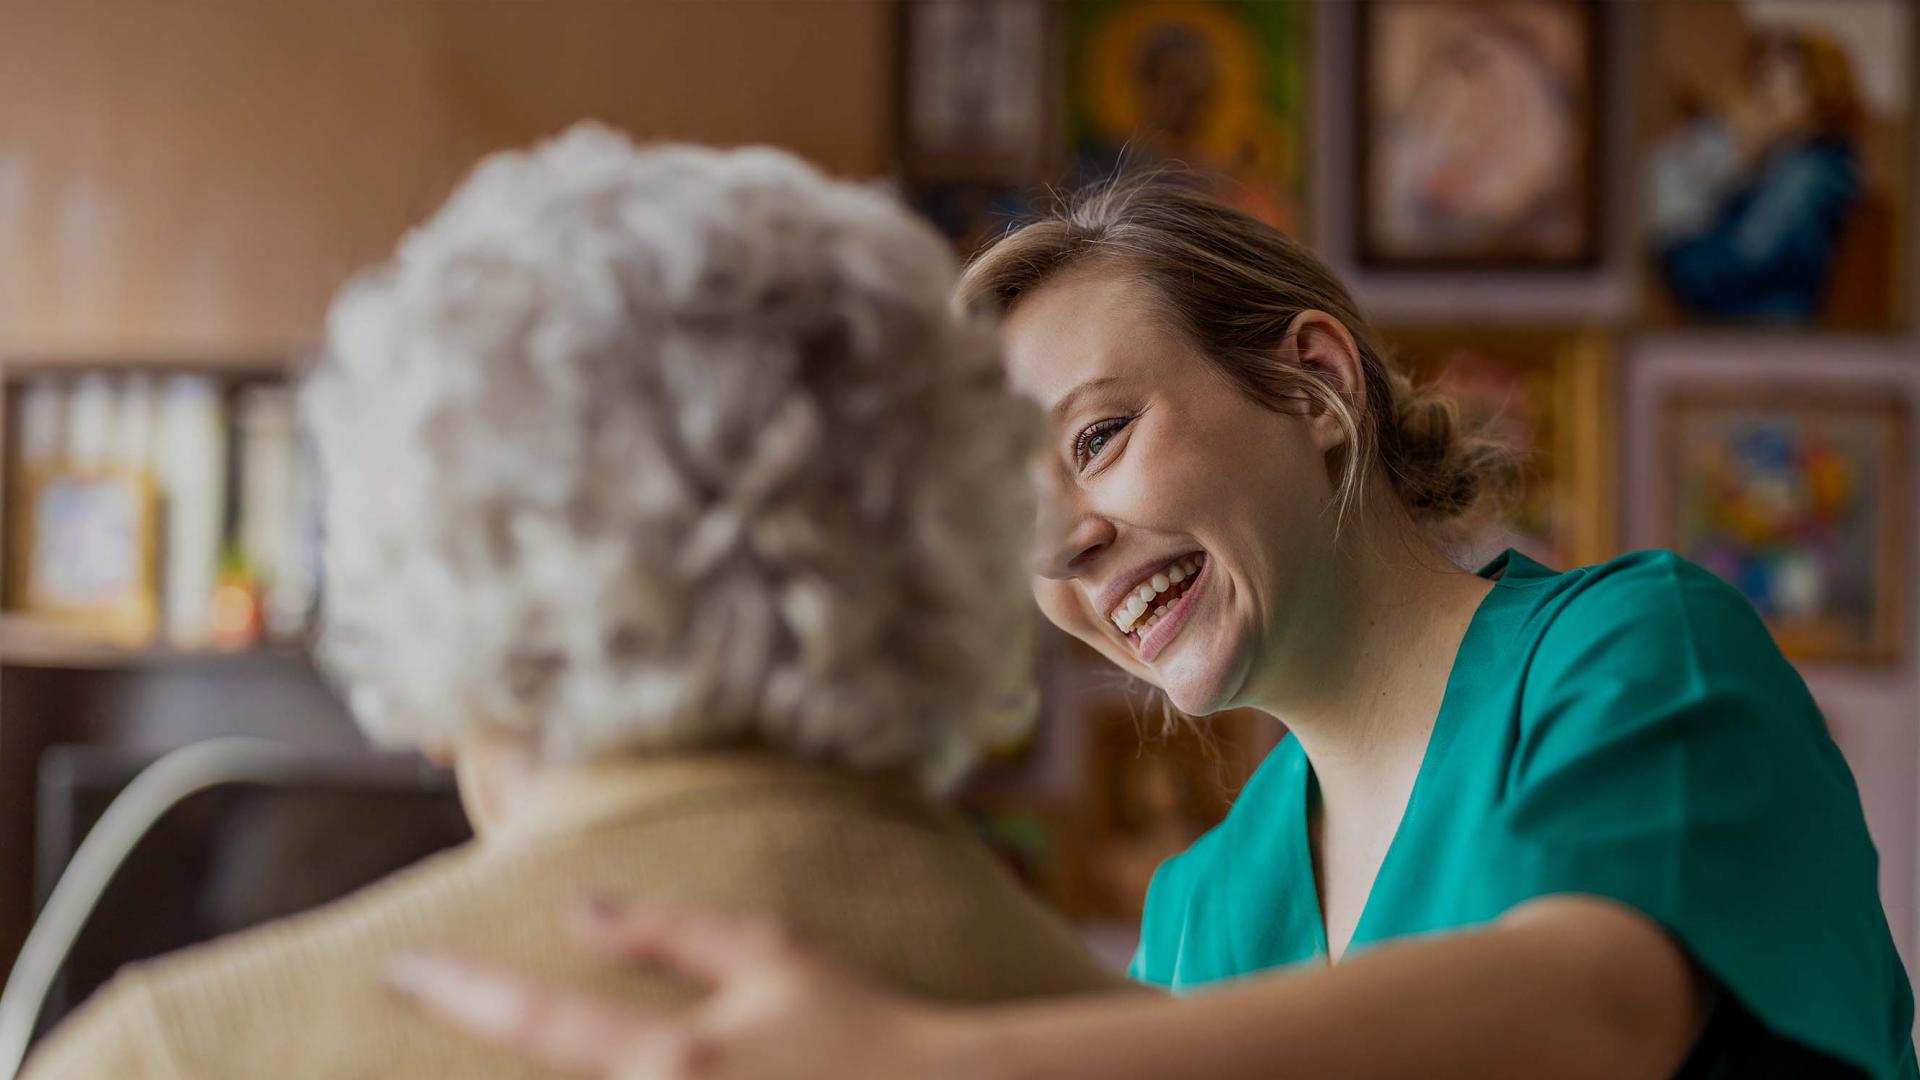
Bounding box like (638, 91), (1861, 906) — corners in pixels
(958, 177), (1512, 527)
(304, 124), (1040, 790)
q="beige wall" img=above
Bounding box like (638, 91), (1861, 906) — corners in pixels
(0, 0), (896, 357)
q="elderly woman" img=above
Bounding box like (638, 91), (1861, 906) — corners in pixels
(21, 125), (1130, 1079)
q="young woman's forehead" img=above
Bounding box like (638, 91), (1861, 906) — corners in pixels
(999, 271), (1188, 405)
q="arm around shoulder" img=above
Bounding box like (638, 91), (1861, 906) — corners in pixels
(940, 895), (1705, 1080)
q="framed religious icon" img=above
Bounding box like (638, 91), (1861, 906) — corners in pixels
(1658, 387), (1909, 664)
(1066, 0), (1312, 236)
(1357, 0), (1602, 268)
(1640, 0), (1911, 328)
(1382, 327), (1617, 572)
(16, 466), (161, 643)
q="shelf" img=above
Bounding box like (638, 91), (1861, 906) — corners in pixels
(0, 615), (309, 670)
(0, 352), (295, 379)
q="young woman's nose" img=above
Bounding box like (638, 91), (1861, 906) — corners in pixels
(1030, 491), (1117, 580)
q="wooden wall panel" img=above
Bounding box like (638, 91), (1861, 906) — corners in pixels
(0, 0), (896, 357)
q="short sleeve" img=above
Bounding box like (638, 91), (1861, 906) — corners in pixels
(1129, 829), (1224, 988)
(1472, 554), (1915, 1077)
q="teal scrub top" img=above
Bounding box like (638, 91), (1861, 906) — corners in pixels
(1131, 549), (1918, 1078)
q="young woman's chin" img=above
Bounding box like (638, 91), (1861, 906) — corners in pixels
(1153, 657), (1241, 717)
(1141, 622), (1249, 717)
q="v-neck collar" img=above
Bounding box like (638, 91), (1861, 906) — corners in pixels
(1290, 549), (1531, 963)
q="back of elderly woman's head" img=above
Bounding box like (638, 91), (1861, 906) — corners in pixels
(303, 124), (1038, 791)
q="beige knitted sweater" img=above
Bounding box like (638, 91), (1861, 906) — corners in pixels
(23, 752), (1137, 1078)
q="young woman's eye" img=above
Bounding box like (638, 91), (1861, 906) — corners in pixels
(1073, 416), (1132, 470)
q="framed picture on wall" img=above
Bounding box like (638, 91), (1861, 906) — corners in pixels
(1639, 0), (1912, 329)
(1658, 388), (1909, 664)
(1382, 327), (1616, 572)
(1356, 0), (1602, 269)
(1066, 0), (1312, 236)
(898, 0), (1054, 182)
(897, 1), (1055, 254)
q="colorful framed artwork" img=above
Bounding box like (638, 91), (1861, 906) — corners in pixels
(1383, 328), (1617, 572)
(898, 0), (1055, 182)
(1659, 389), (1908, 664)
(1357, 0), (1602, 268)
(1640, 0), (1912, 329)
(16, 466), (160, 644)
(1066, 0), (1311, 235)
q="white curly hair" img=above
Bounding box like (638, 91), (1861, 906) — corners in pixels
(303, 124), (1040, 790)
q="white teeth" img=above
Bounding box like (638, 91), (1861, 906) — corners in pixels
(1108, 554), (1208, 632)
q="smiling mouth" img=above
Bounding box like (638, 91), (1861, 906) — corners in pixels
(1108, 552), (1206, 642)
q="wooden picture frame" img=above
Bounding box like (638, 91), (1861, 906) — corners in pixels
(1656, 387), (1909, 665)
(16, 466), (161, 644)
(896, 0), (1055, 183)
(1355, 0), (1603, 270)
(1383, 327), (1617, 571)
(896, 0), (1058, 254)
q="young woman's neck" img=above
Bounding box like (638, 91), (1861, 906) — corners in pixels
(1244, 508), (1492, 806)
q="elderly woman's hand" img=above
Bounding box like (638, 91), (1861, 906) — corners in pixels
(387, 902), (968, 1079)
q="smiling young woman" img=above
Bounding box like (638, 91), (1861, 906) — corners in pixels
(395, 178), (1917, 1080)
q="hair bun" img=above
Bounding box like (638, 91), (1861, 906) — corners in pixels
(1383, 375), (1515, 523)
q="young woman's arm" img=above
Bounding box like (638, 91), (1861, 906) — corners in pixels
(390, 894), (1708, 1079)
(949, 896), (1706, 1080)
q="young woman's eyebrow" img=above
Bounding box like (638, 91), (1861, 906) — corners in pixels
(1051, 376), (1126, 422)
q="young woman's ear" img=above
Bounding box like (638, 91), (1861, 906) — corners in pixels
(1281, 310), (1366, 454)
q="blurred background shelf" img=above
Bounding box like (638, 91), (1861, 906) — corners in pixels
(0, 355), (294, 379)
(0, 616), (308, 671)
